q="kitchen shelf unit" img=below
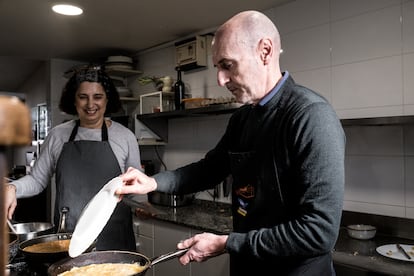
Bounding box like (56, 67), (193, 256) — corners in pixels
(136, 104), (414, 144)
(136, 102), (241, 143)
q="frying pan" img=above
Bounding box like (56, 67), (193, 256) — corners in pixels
(48, 249), (188, 276)
(19, 232), (96, 266)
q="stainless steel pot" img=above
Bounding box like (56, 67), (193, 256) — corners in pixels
(148, 191), (194, 207)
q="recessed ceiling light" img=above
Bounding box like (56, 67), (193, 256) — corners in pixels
(52, 4), (83, 16)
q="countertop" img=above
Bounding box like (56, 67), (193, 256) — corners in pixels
(144, 199), (414, 276)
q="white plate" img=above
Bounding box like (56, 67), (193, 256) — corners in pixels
(68, 177), (123, 257)
(376, 244), (414, 262)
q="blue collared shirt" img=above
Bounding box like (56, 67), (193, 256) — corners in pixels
(258, 71), (289, 106)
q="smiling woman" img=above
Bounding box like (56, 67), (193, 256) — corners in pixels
(52, 4), (83, 16)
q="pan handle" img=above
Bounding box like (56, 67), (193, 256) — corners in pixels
(150, 248), (189, 266)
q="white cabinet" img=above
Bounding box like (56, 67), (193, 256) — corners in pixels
(137, 219), (230, 276)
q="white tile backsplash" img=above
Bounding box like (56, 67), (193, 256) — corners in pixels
(345, 156), (405, 205)
(344, 126), (403, 155)
(331, 5), (401, 66)
(280, 24), (331, 72)
(269, 0), (330, 34)
(407, 207), (414, 219)
(343, 201), (406, 217)
(291, 68), (332, 103)
(403, 0), (414, 53)
(404, 157), (414, 207)
(331, 56), (403, 110)
(330, 0), (400, 21)
(403, 53), (414, 105)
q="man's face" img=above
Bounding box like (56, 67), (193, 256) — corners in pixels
(212, 32), (263, 105)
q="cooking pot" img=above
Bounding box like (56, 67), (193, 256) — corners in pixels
(148, 191), (194, 207)
(11, 221), (55, 241)
(48, 249), (188, 275)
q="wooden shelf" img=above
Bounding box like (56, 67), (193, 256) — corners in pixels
(136, 103), (242, 142)
(120, 97), (139, 102)
(106, 68), (142, 77)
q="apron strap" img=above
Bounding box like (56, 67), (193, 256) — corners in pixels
(68, 120), (108, 141)
(68, 120), (81, 141)
(102, 120), (108, 141)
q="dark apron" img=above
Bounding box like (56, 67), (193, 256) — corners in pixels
(228, 150), (335, 276)
(54, 120), (135, 251)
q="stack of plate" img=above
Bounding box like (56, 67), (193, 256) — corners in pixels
(116, 86), (132, 97)
(105, 55), (133, 70)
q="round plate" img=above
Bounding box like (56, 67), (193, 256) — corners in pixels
(68, 177), (122, 257)
(376, 244), (414, 262)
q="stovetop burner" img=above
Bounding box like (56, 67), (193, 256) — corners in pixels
(7, 253), (50, 276)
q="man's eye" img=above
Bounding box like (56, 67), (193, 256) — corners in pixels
(222, 62), (233, 70)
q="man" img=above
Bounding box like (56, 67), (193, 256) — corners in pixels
(119, 10), (345, 276)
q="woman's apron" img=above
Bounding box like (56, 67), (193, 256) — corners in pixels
(54, 120), (136, 251)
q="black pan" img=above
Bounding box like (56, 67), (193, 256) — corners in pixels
(19, 232), (95, 267)
(48, 249), (188, 276)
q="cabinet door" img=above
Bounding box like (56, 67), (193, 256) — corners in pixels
(191, 254), (230, 276)
(153, 220), (191, 276)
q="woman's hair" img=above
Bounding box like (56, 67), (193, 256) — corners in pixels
(59, 66), (122, 115)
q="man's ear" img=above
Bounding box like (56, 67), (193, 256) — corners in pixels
(259, 38), (273, 65)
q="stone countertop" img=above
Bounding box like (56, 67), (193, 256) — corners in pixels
(334, 228), (414, 275)
(145, 199), (233, 234)
(142, 199), (414, 275)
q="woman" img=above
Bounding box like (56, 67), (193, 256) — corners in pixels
(5, 66), (141, 251)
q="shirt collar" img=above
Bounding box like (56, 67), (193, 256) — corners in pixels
(258, 71), (289, 106)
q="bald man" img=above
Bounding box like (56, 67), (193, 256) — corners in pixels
(119, 10), (345, 276)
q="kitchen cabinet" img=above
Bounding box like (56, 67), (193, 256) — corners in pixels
(137, 219), (230, 276)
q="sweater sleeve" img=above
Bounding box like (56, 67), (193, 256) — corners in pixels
(13, 127), (62, 198)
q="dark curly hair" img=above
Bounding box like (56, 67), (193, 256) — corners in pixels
(59, 66), (122, 115)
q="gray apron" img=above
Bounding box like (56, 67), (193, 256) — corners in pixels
(54, 120), (135, 251)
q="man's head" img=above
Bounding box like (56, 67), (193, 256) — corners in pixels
(212, 10), (282, 105)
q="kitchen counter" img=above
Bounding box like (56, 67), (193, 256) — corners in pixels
(143, 199), (233, 234)
(143, 199), (414, 276)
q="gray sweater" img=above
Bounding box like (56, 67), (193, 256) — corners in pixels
(154, 75), (345, 275)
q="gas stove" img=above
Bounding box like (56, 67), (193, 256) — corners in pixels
(7, 252), (50, 276)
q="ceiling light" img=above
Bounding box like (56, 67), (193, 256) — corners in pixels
(52, 4), (83, 16)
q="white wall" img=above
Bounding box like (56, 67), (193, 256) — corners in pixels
(133, 0), (414, 216)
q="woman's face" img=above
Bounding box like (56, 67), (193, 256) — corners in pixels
(75, 81), (108, 128)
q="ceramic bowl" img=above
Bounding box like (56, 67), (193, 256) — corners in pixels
(346, 224), (377, 240)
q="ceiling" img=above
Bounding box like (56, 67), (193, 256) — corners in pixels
(0, 0), (291, 92)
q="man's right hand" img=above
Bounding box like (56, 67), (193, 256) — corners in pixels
(117, 167), (157, 196)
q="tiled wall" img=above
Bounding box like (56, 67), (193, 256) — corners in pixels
(133, 0), (414, 217)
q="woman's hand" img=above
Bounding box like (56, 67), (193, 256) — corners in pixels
(116, 167), (157, 196)
(4, 184), (17, 220)
(177, 232), (228, 265)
